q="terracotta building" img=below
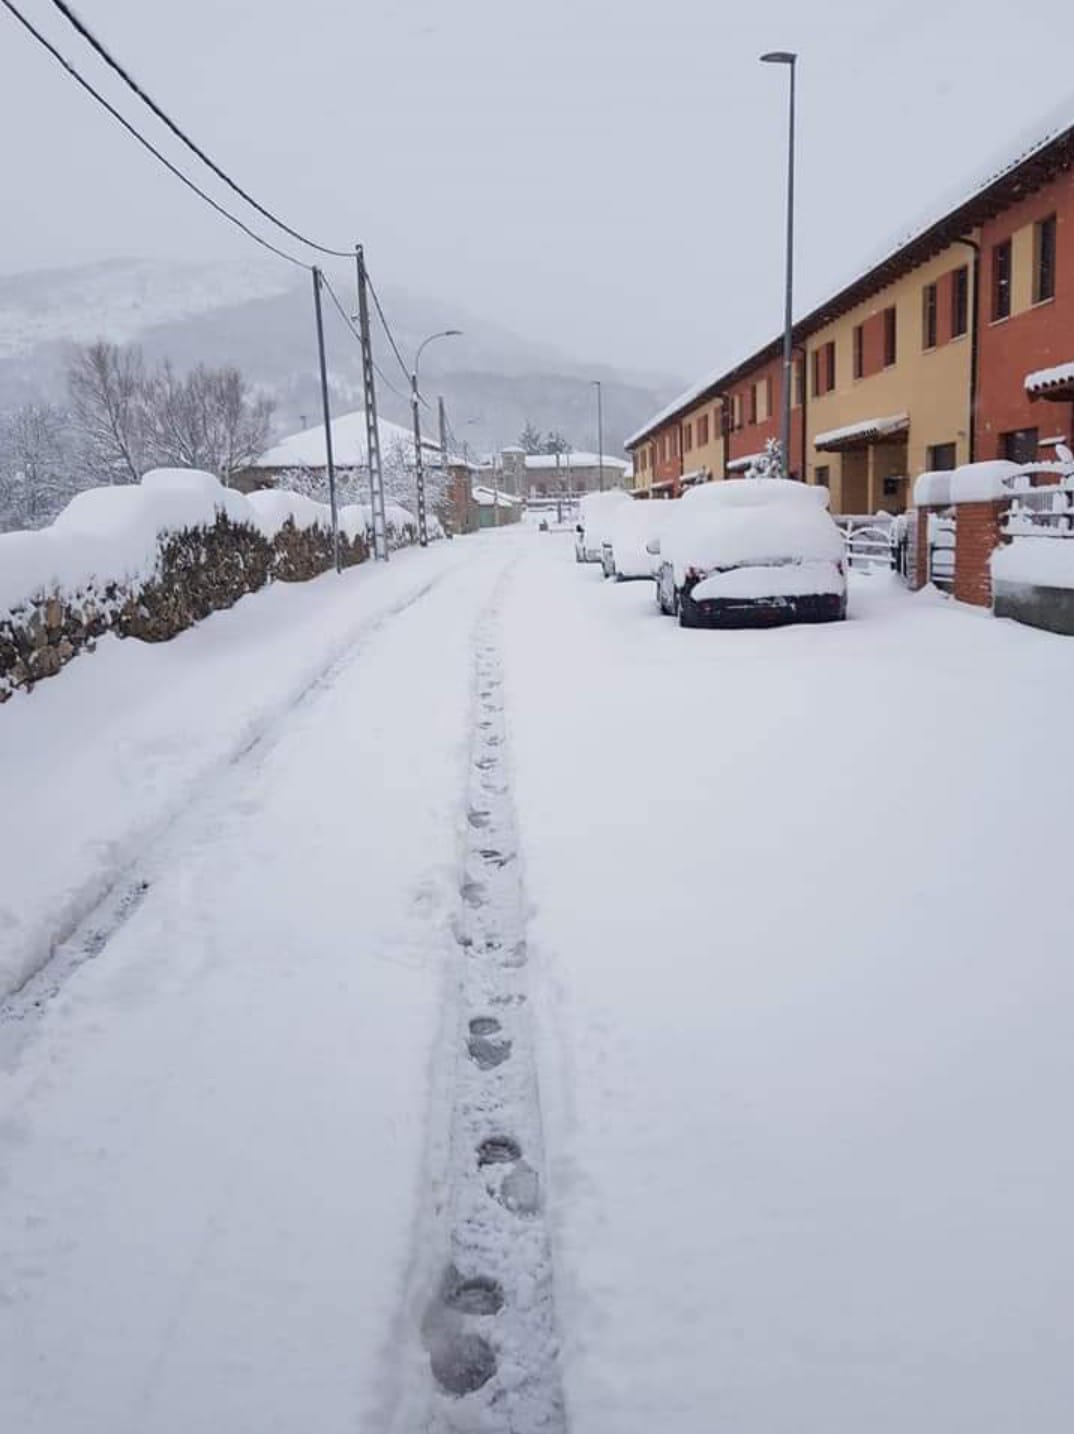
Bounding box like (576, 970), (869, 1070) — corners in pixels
(627, 119), (1074, 517)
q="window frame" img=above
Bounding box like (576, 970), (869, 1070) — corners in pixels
(951, 266), (969, 339)
(992, 239), (1012, 321)
(1034, 214), (1057, 304)
(883, 306), (897, 367)
(852, 323), (864, 380)
(922, 282), (938, 349)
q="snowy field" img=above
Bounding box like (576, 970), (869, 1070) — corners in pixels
(2, 526), (1073, 1431)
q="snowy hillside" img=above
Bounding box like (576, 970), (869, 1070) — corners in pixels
(0, 259), (678, 456)
(0, 257), (293, 359)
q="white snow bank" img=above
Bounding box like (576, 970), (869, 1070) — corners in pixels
(992, 536), (1074, 590)
(0, 469), (368, 616)
(690, 559), (844, 601)
(914, 461), (1026, 507)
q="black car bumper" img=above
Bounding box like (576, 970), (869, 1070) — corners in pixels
(679, 587), (846, 628)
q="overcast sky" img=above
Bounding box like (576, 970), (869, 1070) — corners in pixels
(2, 0), (1073, 381)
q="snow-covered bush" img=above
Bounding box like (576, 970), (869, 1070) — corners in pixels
(743, 438), (784, 481)
(0, 468), (369, 702)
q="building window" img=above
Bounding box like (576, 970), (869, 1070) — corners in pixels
(992, 239), (1012, 321)
(852, 324), (864, 379)
(883, 306), (897, 367)
(814, 465), (830, 488)
(1034, 214), (1057, 303)
(922, 282), (938, 349)
(748, 384), (758, 425)
(684, 422), (693, 452)
(926, 442), (957, 471)
(812, 343), (835, 397)
(1001, 427), (1038, 463)
(793, 356), (805, 407)
(951, 266), (969, 338)
(697, 413), (710, 447)
(732, 393), (743, 430)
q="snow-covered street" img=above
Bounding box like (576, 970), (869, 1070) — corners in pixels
(2, 527), (1073, 1432)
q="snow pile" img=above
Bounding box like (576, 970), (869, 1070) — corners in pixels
(0, 468), (362, 617)
(915, 461), (1026, 507)
(670, 506), (845, 582)
(691, 560), (843, 601)
(662, 480), (839, 583)
(992, 536), (1074, 590)
(0, 469), (246, 614)
(609, 499), (678, 578)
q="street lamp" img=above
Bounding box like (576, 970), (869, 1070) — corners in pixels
(411, 328), (462, 546)
(591, 379), (605, 492)
(761, 50), (797, 480)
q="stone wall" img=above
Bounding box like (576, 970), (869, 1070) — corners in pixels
(1, 514), (367, 702)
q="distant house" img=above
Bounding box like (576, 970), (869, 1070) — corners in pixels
(233, 409), (440, 493)
(496, 449), (632, 499)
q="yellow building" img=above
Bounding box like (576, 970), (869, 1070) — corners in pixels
(801, 242), (978, 513)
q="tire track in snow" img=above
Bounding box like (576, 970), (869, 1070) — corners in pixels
(0, 565), (456, 1054)
(408, 595), (566, 1432)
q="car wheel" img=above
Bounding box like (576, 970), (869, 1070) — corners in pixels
(677, 592), (693, 628)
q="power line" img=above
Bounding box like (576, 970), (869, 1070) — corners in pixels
(1, 0), (311, 271)
(366, 274), (412, 383)
(43, 0), (354, 260)
(318, 272), (411, 406)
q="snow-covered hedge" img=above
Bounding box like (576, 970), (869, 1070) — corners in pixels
(0, 468), (396, 701)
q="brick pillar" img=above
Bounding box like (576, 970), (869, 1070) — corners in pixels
(953, 500), (1005, 607)
(913, 507), (930, 590)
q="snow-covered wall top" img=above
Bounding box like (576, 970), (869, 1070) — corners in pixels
(992, 536), (1074, 591)
(914, 461), (1028, 507)
(0, 468), (368, 614)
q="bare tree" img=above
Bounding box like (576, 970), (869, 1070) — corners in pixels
(0, 402), (76, 531)
(67, 344), (274, 487)
(67, 341), (146, 485)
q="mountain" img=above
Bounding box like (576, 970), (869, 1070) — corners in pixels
(0, 258), (678, 459)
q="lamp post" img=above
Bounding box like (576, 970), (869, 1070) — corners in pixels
(591, 379), (605, 491)
(761, 50), (797, 480)
(411, 329), (462, 546)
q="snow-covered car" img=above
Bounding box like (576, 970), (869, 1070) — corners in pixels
(601, 498), (679, 579)
(655, 478), (847, 627)
(574, 489), (633, 563)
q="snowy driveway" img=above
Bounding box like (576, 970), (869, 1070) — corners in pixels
(2, 527), (1073, 1432)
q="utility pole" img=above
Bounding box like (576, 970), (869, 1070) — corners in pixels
(593, 379), (605, 491)
(354, 244), (389, 560)
(438, 395), (451, 535)
(410, 370), (429, 547)
(311, 267), (341, 573)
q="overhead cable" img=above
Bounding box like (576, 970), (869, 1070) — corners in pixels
(43, 0), (354, 259)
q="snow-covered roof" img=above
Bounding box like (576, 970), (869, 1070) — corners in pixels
(814, 414), (909, 451)
(254, 410), (439, 470)
(1025, 361), (1074, 396)
(523, 451), (630, 471)
(472, 485), (520, 508)
(627, 108), (1074, 450)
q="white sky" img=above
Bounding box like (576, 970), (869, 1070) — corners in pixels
(2, 0), (1073, 379)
